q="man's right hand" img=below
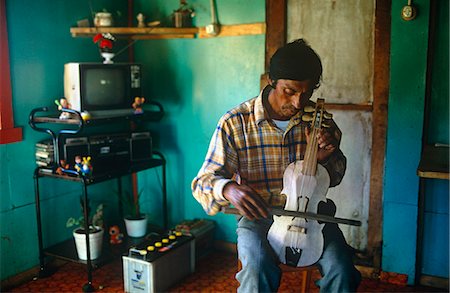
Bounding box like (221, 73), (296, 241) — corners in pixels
(222, 182), (269, 220)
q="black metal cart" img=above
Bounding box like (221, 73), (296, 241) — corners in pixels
(29, 105), (167, 292)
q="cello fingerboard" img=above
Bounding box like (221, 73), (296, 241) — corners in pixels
(302, 99), (325, 175)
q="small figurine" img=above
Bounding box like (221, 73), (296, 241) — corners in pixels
(93, 33), (116, 64)
(93, 33), (115, 52)
(74, 155), (83, 173)
(132, 97), (145, 114)
(109, 225), (124, 244)
(55, 98), (72, 119)
(81, 111), (91, 121)
(74, 156), (92, 176)
(136, 13), (146, 28)
(81, 156), (93, 176)
(56, 159), (70, 175)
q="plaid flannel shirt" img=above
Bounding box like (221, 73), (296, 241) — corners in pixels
(191, 86), (346, 215)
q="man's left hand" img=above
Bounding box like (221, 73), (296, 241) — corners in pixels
(305, 126), (341, 163)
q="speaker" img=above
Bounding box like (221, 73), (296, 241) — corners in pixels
(64, 137), (89, 166)
(130, 132), (152, 161)
(89, 133), (130, 174)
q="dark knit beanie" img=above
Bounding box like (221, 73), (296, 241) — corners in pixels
(269, 39), (322, 88)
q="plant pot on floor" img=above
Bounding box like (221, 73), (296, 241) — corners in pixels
(124, 215), (148, 238)
(73, 226), (104, 260)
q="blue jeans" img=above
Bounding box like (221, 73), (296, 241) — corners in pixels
(236, 217), (361, 293)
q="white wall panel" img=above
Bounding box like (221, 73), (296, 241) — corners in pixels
(287, 0), (374, 104)
(328, 110), (372, 250)
(287, 0), (375, 250)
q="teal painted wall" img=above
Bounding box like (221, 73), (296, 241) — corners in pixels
(1, 0), (264, 281)
(428, 0), (449, 145)
(427, 0), (450, 144)
(132, 0), (265, 243)
(383, 0), (430, 283)
(421, 0), (449, 279)
(383, 0), (449, 284)
(1, 0), (130, 281)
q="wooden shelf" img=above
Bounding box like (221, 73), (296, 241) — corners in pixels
(70, 22), (265, 39)
(417, 144), (449, 180)
(71, 26), (198, 39)
(198, 23), (266, 38)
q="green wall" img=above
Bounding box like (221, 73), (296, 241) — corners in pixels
(383, 0), (449, 284)
(420, 0), (449, 280)
(1, 0), (264, 281)
(1, 0), (130, 281)
(132, 0), (265, 244)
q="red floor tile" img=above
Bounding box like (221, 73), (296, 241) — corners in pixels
(7, 250), (446, 293)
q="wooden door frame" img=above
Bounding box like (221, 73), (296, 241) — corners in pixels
(264, 0), (391, 269)
(0, 0), (23, 144)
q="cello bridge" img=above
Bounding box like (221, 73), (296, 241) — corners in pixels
(288, 225), (307, 234)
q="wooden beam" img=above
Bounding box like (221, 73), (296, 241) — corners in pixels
(325, 103), (373, 111)
(264, 0), (286, 73)
(367, 0), (391, 268)
(0, 0), (22, 144)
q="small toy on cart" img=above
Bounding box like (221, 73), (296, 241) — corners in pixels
(74, 155), (93, 176)
(109, 225), (124, 244)
(56, 159), (70, 175)
(74, 156), (83, 173)
(55, 98), (73, 119)
(132, 97), (145, 114)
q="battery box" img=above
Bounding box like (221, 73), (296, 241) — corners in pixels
(175, 219), (215, 260)
(123, 232), (195, 293)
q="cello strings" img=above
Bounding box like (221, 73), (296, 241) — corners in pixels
(290, 105), (323, 250)
(290, 108), (319, 249)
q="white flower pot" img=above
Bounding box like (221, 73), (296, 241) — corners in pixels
(124, 215), (148, 238)
(73, 226), (104, 260)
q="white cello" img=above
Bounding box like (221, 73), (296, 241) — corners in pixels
(267, 98), (333, 267)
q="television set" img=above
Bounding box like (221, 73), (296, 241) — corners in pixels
(64, 63), (142, 118)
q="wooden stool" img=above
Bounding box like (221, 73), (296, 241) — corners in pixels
(237, 260), (318, 293)
(279, 263), (317, 293)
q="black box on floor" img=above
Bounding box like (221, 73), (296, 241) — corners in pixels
(175, 219), (215, 260)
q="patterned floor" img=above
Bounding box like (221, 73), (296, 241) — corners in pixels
(7, 250), (445, 293)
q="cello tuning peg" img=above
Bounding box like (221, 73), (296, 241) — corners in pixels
(323, 112), (332, 119)
(301, 114), (313, 122)
(322, 122), (331, 128)
(304, 106), (315, 113)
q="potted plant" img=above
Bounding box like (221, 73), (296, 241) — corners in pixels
(66, 199), (104, 260)
(118, 189), (148, 238)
